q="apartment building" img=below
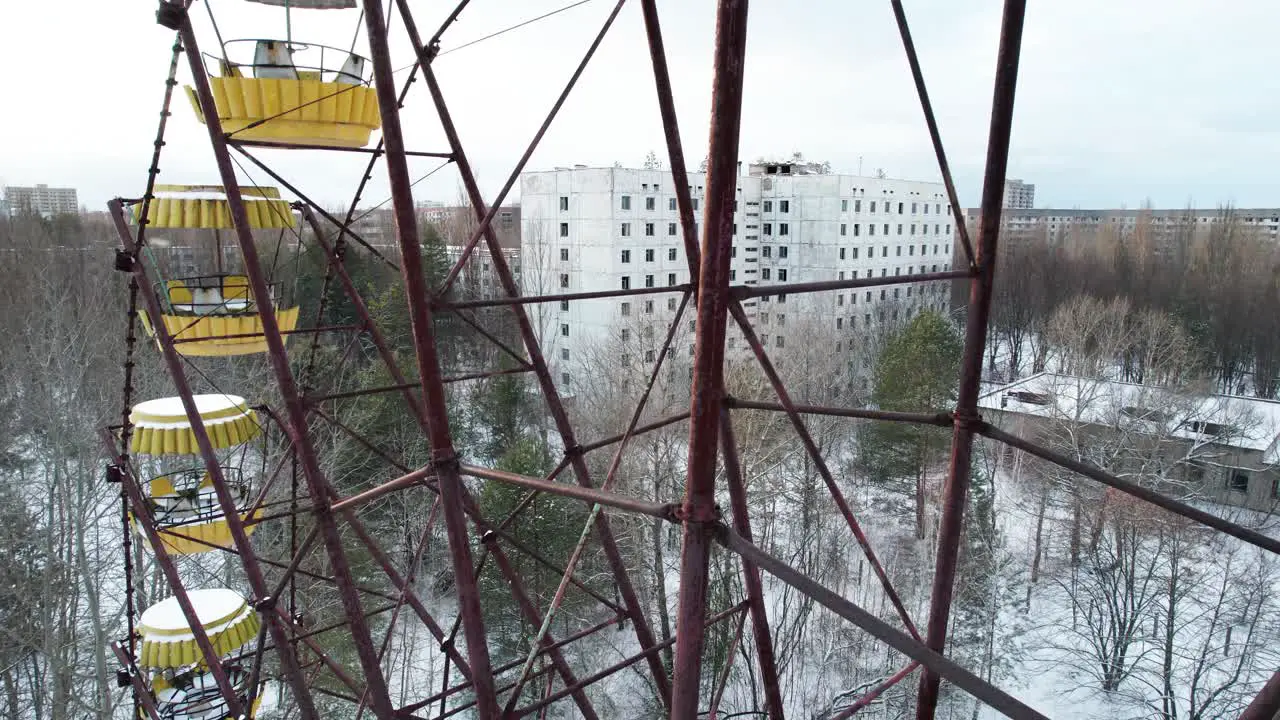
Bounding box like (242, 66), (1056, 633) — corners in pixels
(430, 204), (522, 300)
(968, 207), (1280, 245)
(3, 183), (79, 217)
(522, 163), (955, 393)
(1002, 179), (1035, 209)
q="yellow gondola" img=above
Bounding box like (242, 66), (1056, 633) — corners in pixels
(129, 395), (260, 556)
(186, 38), (381, 148)
(136, 589), (263, 719)
(129, 185), (301, 357)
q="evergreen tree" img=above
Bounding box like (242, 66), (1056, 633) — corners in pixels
(860, 310), (962, 537)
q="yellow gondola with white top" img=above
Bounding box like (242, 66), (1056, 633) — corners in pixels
(129, 395), (260, 555)
(130, 185), (301, 357)
(186, 0), (381, 150)
(136, 589), (263, 719)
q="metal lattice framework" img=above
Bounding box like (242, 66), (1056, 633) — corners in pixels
(103, 0), (1280, 718)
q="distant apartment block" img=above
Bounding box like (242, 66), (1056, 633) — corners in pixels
(1002, 179), (1035, 209)
(3, 184), (79, 217)
(965, 206), (1280, 245)
(522, 163), (955, 393)
(429, 204), (522, 300)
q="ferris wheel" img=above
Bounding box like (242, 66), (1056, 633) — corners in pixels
(99, 1), (1280, 719)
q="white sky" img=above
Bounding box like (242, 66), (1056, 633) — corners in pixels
(3, 0), (1279, 211)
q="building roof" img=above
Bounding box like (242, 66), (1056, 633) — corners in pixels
(978, 372), (1280, 463)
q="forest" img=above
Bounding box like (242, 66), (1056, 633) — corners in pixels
(0, 205), (1277, 720)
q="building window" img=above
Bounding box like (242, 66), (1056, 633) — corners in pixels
(621, 223), (631, 237)
(668, 273), (677, 286)
(622, 276), (631, 290)
(779, 246), (788, 258)
(839, 248), (846, 260)
(935, 203), (941, 214)
(559, 273), (569, 288)
(645, 275), (655, 288)
(1229, 470), (1250, 493)
(780, 200), (790, 213)
(645, 222), (655, 236)
(764, 200), (773, 212)
(869, 224), (876, 237)
(622, 249), (631, 263)
(762, 246), (772, 258)
(763, 223), (773, 236)
(777, 314), (785, 326)
(668, 222), (677, 236)
(840, 223), (847, 237)
(621, 196), (631, 210)
(560, 300), (569, 311)
(855, 199), (862, 212)
(560, 248), (569, 261)
(560, 323), (569, 337)
(851, 247), (859, 259)
(842, 199), (849, 212)
(559, 196), (569, 211)
(621, 301), (631, 316)
(776, 335), (785, 348)
(731, 246), (737, 258)
(561, 372), (570, 385)
(898, 202), (904, 214)
(669, 198), (677, 211)
(780, 223), (789, 236)
(839, 271), (845, 280)
(646, 197), (656, 210)
(838, 295), (845, 306)
(559, 222), (569, 237)
(911, 202), (918, 214)
(645, 300), (654, 314)
(910, 224), (917, 235)
(870, 201), (877, 213)
(883, 224), (889, 235)
(645, 350), (656, 363)
(897, 224), (903, 235)
(762, 269), (771, 280)
(561, 347), (570, 360)
(668, 297), (678, 310)
(645, 249), (655, 262)
(668, 248), (677, 261)
(693, 198), (700, 211)
(731, 269), (736, 281)
(778, 269), (788, 281)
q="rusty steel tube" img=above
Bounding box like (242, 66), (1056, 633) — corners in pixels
(915, 0), (1027, 715)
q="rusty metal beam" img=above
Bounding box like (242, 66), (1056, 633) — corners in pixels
(719, 529), (1047, 720)
(401, 0), (675, 703)
(916, 0), (1026, 714)
(176, 15), (396, 717)
(670, 2), (751, 716)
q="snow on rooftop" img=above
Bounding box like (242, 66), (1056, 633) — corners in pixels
(979, 372), (1280, 461)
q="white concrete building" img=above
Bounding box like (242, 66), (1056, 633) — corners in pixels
(521, 164), (955, 394)
(3, 184), (79, 217)
(1002, 179), (1035, 209)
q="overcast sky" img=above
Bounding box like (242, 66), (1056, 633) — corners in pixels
(3, 0), (1279, 212)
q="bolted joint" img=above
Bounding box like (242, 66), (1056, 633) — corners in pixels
(155, 1), (186, 30)
(115, 669), (132, 688)
(114, 249), (136, 272)
(253, 595), (277, 613)
(480, 530), (498, 545)
(953, 408), (984, 432)
(291, 611), (307, 628)
(105, 464), (125, 484)
(425, 40), (441, 63)
(563, 444), (584, 459)
(431, 451), (460, 474)
(672, 502), (721, 524)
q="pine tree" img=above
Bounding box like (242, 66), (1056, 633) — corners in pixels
(859, 310), (962, 537)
